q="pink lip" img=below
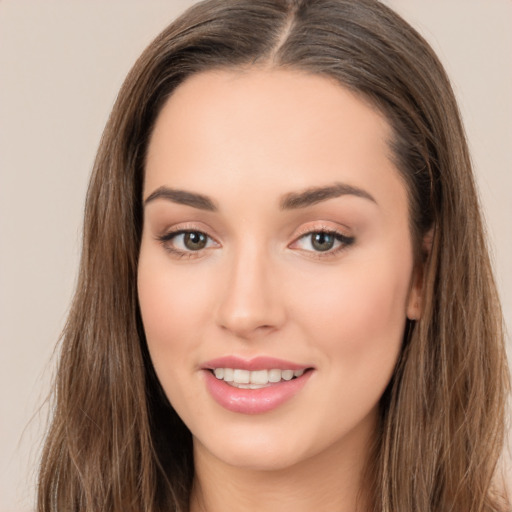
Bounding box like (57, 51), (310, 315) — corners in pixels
(202, 356), (310, 371)
(201, 357), (314, 415)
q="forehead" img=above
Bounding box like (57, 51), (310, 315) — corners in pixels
(144, 68), (406, 217)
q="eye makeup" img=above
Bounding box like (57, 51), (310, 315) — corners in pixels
(288, 222), (355, 260)
(155, 222), (355, 261)
(156, 227), (219, 259)
(291, 229), (355, 254)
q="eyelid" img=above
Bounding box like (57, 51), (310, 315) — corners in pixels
(156, 221), (219, 241)
(155, 222), (221, 258)
(289, 222), (355, 257)
(154, 221), (354, 259)
(291, 221), (353, 240)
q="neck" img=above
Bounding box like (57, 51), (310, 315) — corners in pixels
(189, 414), (377, 512)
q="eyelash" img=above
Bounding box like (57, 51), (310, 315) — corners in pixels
(156, 227), (355, 259)
(291, 227), (355, 259)
(156, 229), (219, 259)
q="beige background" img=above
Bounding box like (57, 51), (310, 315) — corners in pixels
(0, 1), (510, 510)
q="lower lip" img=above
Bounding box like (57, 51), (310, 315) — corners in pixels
(203, 370), (313, 414)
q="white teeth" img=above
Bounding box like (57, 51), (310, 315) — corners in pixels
(268, 369), (282, 383)
(212, 367), (307, 386)
(250, 369), (268, 384)
(282, 369), (294, 381)
(233, 369), (250, 384)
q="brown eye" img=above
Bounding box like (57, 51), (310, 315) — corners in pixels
(183, 231), (208, 250)
(311, 232), (335, 252)
(158, 229), (216, 254)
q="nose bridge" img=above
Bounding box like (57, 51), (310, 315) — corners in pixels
(216, 239), (284, 338)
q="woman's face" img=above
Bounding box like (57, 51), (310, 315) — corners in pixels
(138, 68), (422, 471)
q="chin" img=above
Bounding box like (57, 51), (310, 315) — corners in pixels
(194, 428), (313, 472)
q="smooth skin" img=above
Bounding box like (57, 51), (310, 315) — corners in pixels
(138, 68), (424, 512)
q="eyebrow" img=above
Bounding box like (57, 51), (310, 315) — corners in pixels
(144, 182), (376, 212)
(144, 186), (217, 211)
(280, 182), (377, 210)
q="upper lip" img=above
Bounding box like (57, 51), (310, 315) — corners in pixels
(201, 356), (312, 371)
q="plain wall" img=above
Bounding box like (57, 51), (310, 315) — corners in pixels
(0, 1), (510, 510)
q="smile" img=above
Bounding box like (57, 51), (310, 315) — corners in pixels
(212, 368), (305, 389)
(202, 357), (314, 414)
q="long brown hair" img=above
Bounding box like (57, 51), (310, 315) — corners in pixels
(38, 1), (510, 510)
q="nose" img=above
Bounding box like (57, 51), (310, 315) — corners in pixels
(215, 245), (286, 340)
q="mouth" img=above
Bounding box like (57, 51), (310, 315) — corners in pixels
(201, 357), (314, 414)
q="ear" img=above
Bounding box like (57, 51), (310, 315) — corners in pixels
(406, 229), (433, 320)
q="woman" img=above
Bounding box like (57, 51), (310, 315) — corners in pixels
(37, 0), (510, 510)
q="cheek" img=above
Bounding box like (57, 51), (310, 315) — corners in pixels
(137, 248), (216, 371)
(293, 253), (412, 374)
(137, 250), (216, 423)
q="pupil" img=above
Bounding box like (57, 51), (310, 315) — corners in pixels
(312, 232), (334, 251)
(184, 232), (207, 250)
